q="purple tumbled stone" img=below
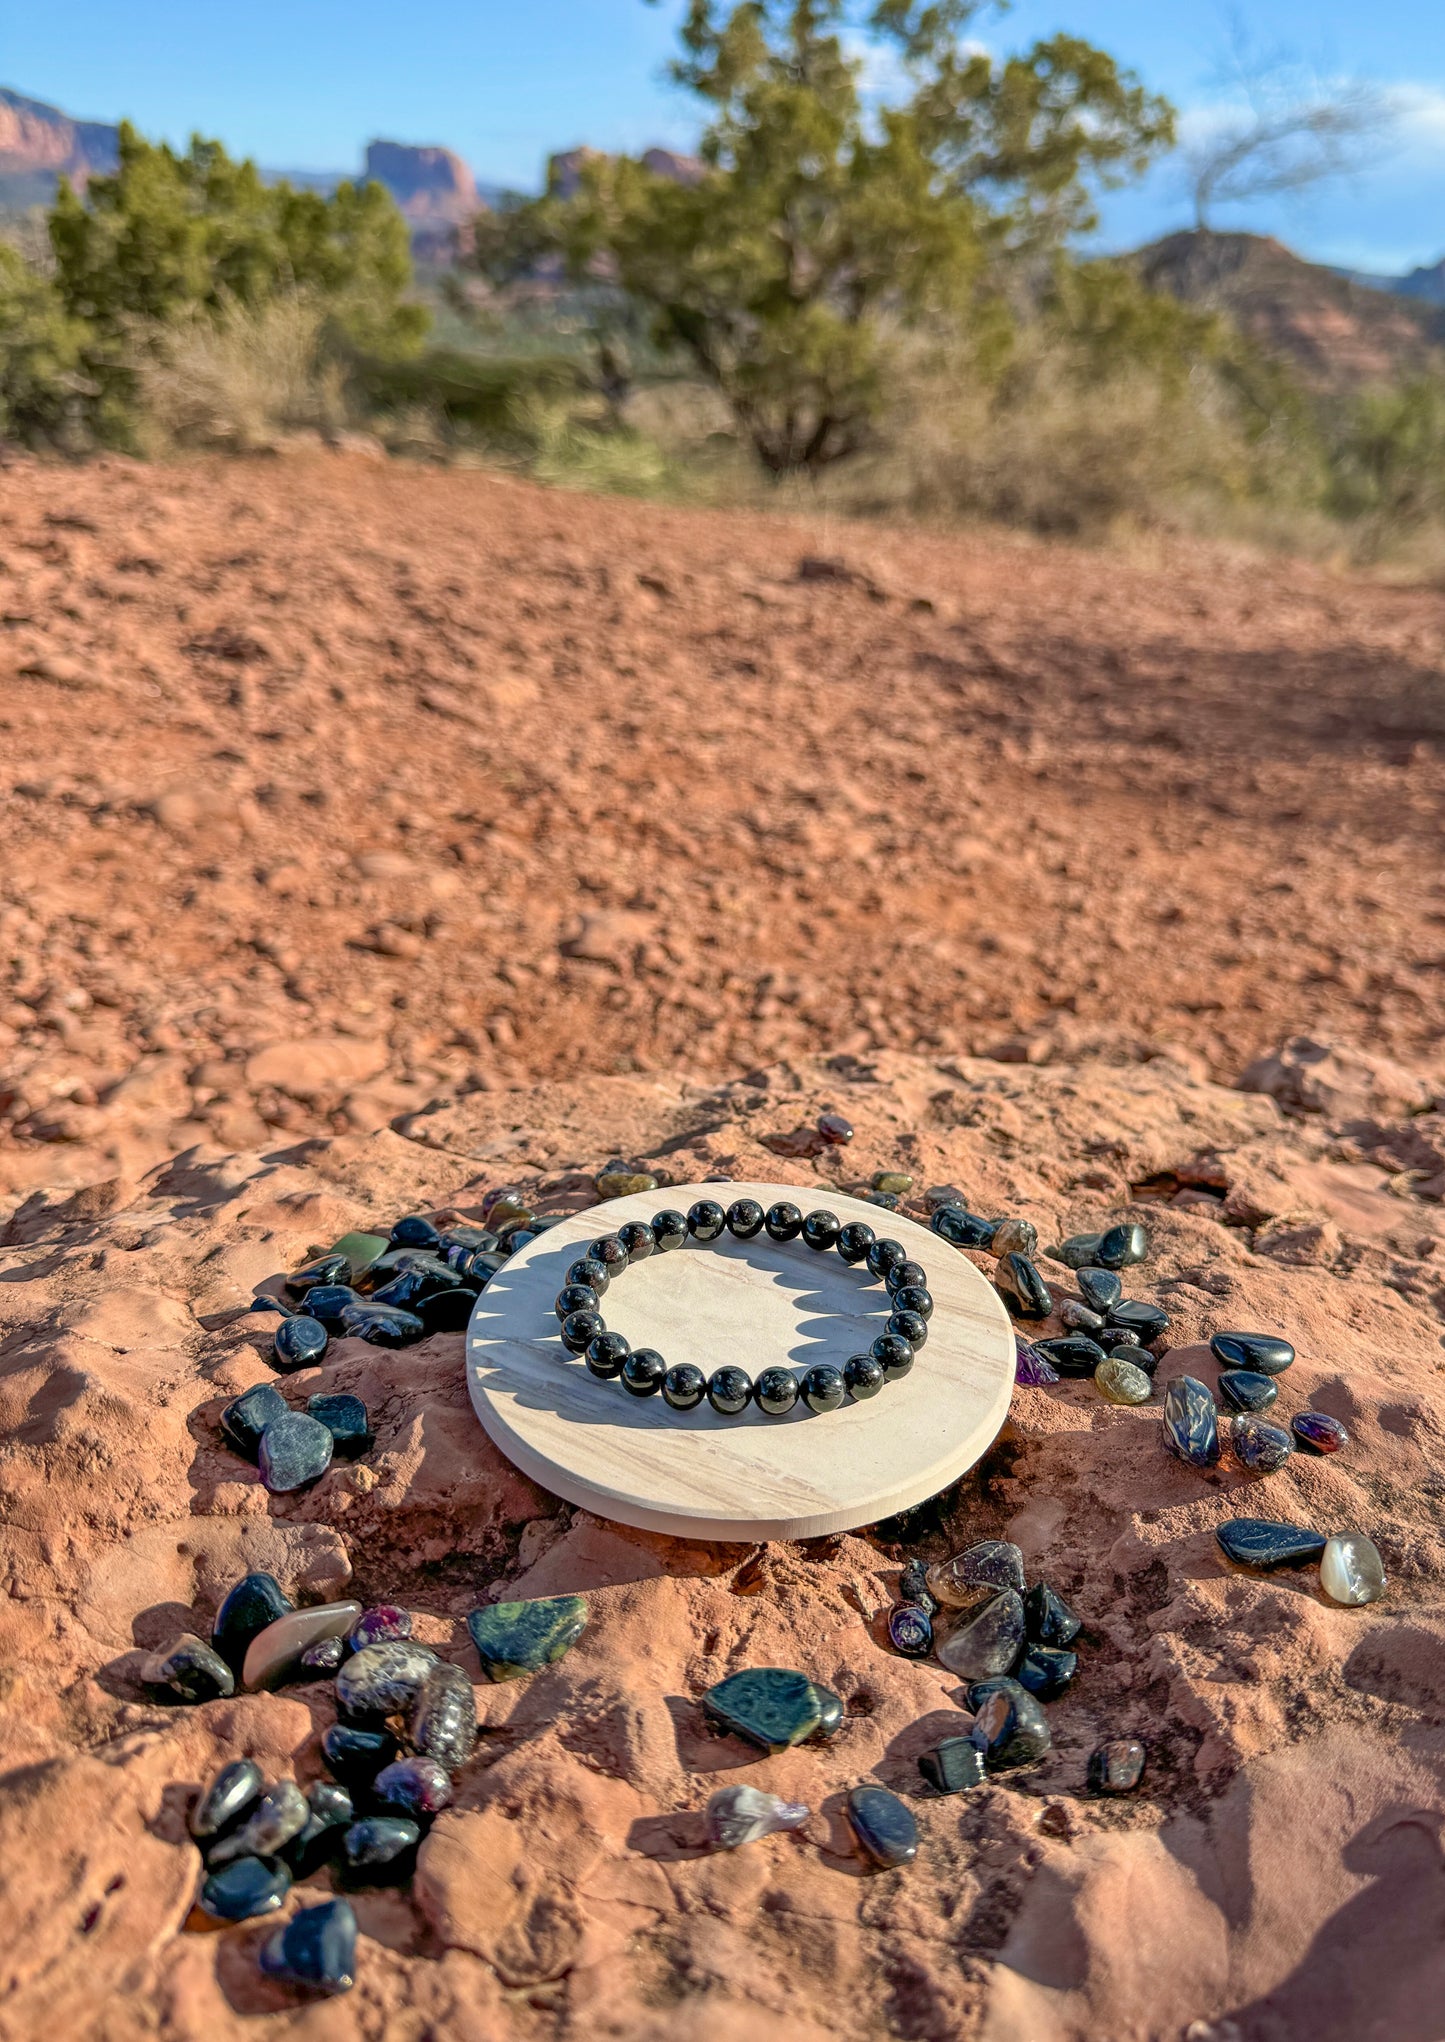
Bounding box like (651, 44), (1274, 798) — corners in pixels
(372, 1756), (454, 1819)
(1014, 1339), (1060, 1386)
(349, 1606), (412, 1651)
(887, 1604), (934, 1658)
(1292, 1411), (1349, 1455)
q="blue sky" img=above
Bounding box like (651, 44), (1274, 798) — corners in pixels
(6, 1), (1444, 270)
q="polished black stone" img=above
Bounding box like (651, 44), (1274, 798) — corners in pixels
(1061, 1299), (1106, 1335)
(708, 1365), (753, 1416)
(887, 1309), (929, 1352)
(835, 1220), (876, 1264)
(800, 1363), (846, 1413)
(762, 1201), (802, 1242)
(1055, 1231), (1105, 1269)
(335, 1641), (439, 1718)
(650, 1210), (688, 1252)
(370, 1257), (467, 1315)
(1209, 1331), (1295, 1376)
(461, 1248), (507, 1285)
(1034, 1335), (1107, 1378)
(205, 1780), (309, 1869)
(754, 1366), (799, 1416)
(899, 1559), (938, 1614)
(932, 1206), (997, 1249)
(307, 1393), (373, 1459)
(702, 1667), (844, 1751)
(847, 1785), (918, 1869)
(258, 1410), (334, 1494)
(284, 1253), (352, 1297)
(1096, 1222), (1148, 1269)
(618, 1220), (655, 1262)
(997, 1253), (1052, 1319)
(1076, 1267), (1123, 1314)
(662, 1363), (707, 1411)
(211, 1573), (293, 1683)
(1218, 1369), (1279, 1413)
(286, 1783), (354, 1874)
(871, 1332), (915, 1381)
(866, 1237), (907, 1281)
(340, 1817), (419, 1884)
(919, 1737), (986, 1795)
(439, 1227), (497, 1271)
(802, 1209), (841, 1251)
(1231, 1415), (1295, 1472)
(299, 1283), (363, 1329)
(886, 1259), (929, 1296)
(888, 1604), (933, 1657)
(1293, 1411), (1349, 1455)
(969, 1680), (1052, 1768)
(1017, 1646), (1077, 1700)
(322, 1723), (398, 1788)
(561, 1309), (604, 1354)
(373, 1756), (453, 1819)
(259, 1896), (357, 1996)
(936, 1590), (1027, 1681)
(865, 1191), (901, 1210)
(1111, 1339), (1157, 1375)
(390, 1215), (442, 1251)
(567, 1257), (610, 1296)
(300, 1636), (347, 1674)
(221, 1383), (288, 1460)
(1107, 1300), (1170, 1343)
(409, 1660), (477, 1769)
(725, 1199), (765, 1240)
(468, 1594), (588, 1679)
(338, 1301), (425, 1348)
(1215, 1517), (1328, 1569)
(200, 1854), (291, 1922)
(892, 1284), (933, 1322)
(272, 1315), (329, 1372)
(1089, 1738), (1146, 1794)
(1024, 1581), (1082, 1648)
(687, 1200), (727, 1242)
(555, 1283), (600, 1321)
(621, 1348), (667, 1397)
(844, 1352), (886, 1401)
(1163, 1376), (1220, 1467)
(585, 1331), (631, 1379)
(190, 1759), (264, 1840)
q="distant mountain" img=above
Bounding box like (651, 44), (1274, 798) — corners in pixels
(1375, 258), (1445, 308)
(0, 85), (118, 203)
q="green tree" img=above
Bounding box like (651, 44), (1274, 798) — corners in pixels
(0, 244), (88, 444)
(478, 1), (1174, 473)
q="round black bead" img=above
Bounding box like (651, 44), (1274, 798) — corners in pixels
(554, 1284), (599, 1321)
(687, 1200), (726, 1243)
(621, 1349), (667, 1397)
(871, 1332), (915, 1380)
(801, 1209), (841, 1251)
(764, 1201), (803, 1242)
(885, 1259), (928, 1296)
(707, 1365), (754, 1415)
(835, 1221), (876, 1265)
(800, 1363), (846, 1412)
(618, 1220), (655, 1263)
(650, 1210), (688, 1252)
(888, 1309), (929, 1351)
(589, 1234), (629, 1274)
(585, 1331), (631, 1379)
(566, 1256), (609, 1297)
(754, 1366), (799, 1416)
(892, 1283), (933, 1321)
(560, 1309), (604, 1354)
(662, 1363), (707, 1411)
(844, 1352), (886, 1400)
(866, 1238), (907, 1281)
(725, 1199), (765, 1241)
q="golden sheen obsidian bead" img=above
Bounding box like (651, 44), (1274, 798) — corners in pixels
(801, 1210), (840, 1250)
(585, 1332), (630, 1379)
(662, 1363), (707, 1410)
(800, 1363), (846, 1412)
(764, 1201), (803, 1241)
(754, 1366), (799, 1415)
(707, 1365), (754, 1415)
(560, 1309), (604, 1353)
(621, 1349), (666, 1397)
(726, 1199), (765, 1240)
(650, 1210), (688, 1251)
(687, 1200), (726, 1242)
(835, 1221), (875, 1264)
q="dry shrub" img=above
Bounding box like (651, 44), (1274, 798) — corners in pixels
(133, 292), (347, 452)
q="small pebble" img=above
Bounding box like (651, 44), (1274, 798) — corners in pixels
(1095, 1222), (1148, 1269)
(1076, 1267), (1123, 1314)
(988, 1217), (1038, 1261)
(872, 1171), (914, 1196)
(846, 1785), (918, 1869)
(969, 1679), (1052, 1768)
(243, 1601), (362, 1691)
(1017, 1646), (1078, 1700)
(467, 1595), (588, 1680)
(284, 1253), (352, 1296)
(408, 1660), (478, 1769)
(390, 1214), (442, 1250)
(926, 1540), (1025, 1608)
(287, 1784), (355, 1874)
(300, 1636), (347, 1675)
(701, 1668), (843, 1752)
(1215, 1518), (1327, 1570)
(1054, 1232), (1105, 1269)
(1036, 1335), (1107, 1378)
(1217, 1370), (1279, 1414)
(1015, 1341), (1060, 1386)
(1106, 1300), (1170, 1343)
(329, 1231), (391, 1276)
(1231, 1415), (1295, 1473)
(1096, 1356), (1153, 1405)
(996, 1252), (1052, 1319)
(705, 1785), (810, 1850)
(899, 1558), (937, 1614)
(1209, 1331), (1294, 1376)
(1293, 1411), (1349, 1455)
(297, 1284), (362, 1329)
(350, 1606), (412, 1651)
(887, 1604), (934, 1658)
(1060, 1299), (1106, 1334)
(817, 1112), (854, 1145)
(338, 1300), (425, 1348)
(372, 1756), (454, 1820)
(142, 1633), (235, 1704)
(596, 1165), (660, 1197)
(340, 1817), (420, 1884)
(273, 1314), (329, 1371)
(1089, 1738), (1146, 1794)
(259, 1896), (357, 1996)
(257, 1410), (334, 1494)
(335, 1641), (439, 1718)
(1320, 1533), (1387, 1607)
(932, 1206), (997, 1249)
(321, 1724), (398, 1789)
(207, 1780), (309, 1866)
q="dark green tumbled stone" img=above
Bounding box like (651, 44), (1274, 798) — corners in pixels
(212, 1571), (292, 1674)
(846, 1785), (918, 1869)
(1218, 1370), (1279, 1413)
(1215, 1518), (1327, 1570)
(257, 1410), (334, 1494)
(919, 1738), (986, 1795)
(221, 1383), (287, 1459)
(467, 1594), (588, 1681)
(199, 1854), (291, 1922)
(702, 1667), (845, 1753)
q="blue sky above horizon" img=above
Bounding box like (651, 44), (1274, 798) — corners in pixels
(6, 1), (1444, 272)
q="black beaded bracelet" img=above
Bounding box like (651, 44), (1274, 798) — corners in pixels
(551, 1198), (934, 1418)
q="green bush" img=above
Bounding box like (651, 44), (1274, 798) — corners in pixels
(1327, 378), (1445, 543)
(0, 242), (87, 445)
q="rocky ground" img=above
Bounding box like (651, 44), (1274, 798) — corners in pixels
(2, 453), (1444, 2041)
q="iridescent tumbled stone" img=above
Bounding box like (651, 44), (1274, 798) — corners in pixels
(650, 1210), (688, 1252)
(1210, 1331), (1294, 1376)
(339, 1300), (425, 1348)
(764, 1201), (803, 1241)
(1016, 1646), (1077, 1700)
(870, 1333), (914, 1381)
(754, 1366), (799, 1416)
(802, 1209), (841, 1251)
(298, 1283), (362, 1329)
(1089, 1738), (1146, 1794)
(988, 1217), (1038, 1261)
(1096, 1222), (1148, 1269)
(585, 1331), (631, 1379)
(621, 1348), (667, 1397)
(1293, 1411), (1349, 1455)
(221, 1382), (287, 1458)
(1076, 1267), (1123, 1313)
(1218, 1370), (1279, 1414)
(190, 1759), (264, 1841)
(933, 1206), (997, 1249)
(243, 1601), (363, 1691)
(467, 1594), (588, 1680)
(1162, 1376), (1219, 1467)
(373, 1756), (453, 1820)
(257, 1410), (334, 1494)
(800, 1363), (846, 1412)
(142, 1633), (235, 1703)
(335, 1641), (438, 1718)
(844, 1353), (885, 1401)
(817, 1112), (854, 1145)
(918, 1737), (986, 1795)
(1216, 1518), (1327, 1570)
(207, 1780), (309, 1866)
(390, 1214), (442, 1251)
(686, 1200), (726, 1242)
(408, 1660), (477, 1769)
(701, 1667), (844, 1752)
(1231, 1415), (1295, 1472)
(285, 1253), (353, 1297)
(934, 1589), (1026, 1680)
(708, 1365), (754, 1416)
(996, 1253), (1052, 1319)
(212, 1572), (292, 1674)
(259, 1897), (357, 1996)
(300, 1636), (347, 1675)
(340, 1817), (419, 1884)
(835, 1220), (876, 1264)
(1014, 1341), (1060, 1386)
(662, 1363), (707, 1411)
(846, 1785), (918, 1869)
(307, 1393), (373, 1458)
(1320, 1533), (1387, 1606)
(199, 1854), (291, 1923)
(705, 1785), (810, 1849)
(1024, 1581), (1082, 1647)
(969, 1678), (1052, 1768)
(927, 1541), (1026, 1607)
(887, 1604), (933, 1658)
(1095, 1356), (1153, 1405)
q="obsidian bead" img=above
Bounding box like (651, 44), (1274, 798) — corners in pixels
(390, 1215), (442, 1251)
(887, 1309), (928, 1351)
(870, 1332), (915, 1380)
(298, 1284), (362, 1330)
(555, 1283), (600, 1321)
(1218, 1369), (1279, 1413)
(272, 1315), (329, 1371)
(801, 1209), (841, 1250)
(651, 1210), (688, 1252)
(585, 1331), (631, 1379)
(560, 1309), (604, 1353)
(763, 1200), (803, 1241)
(835, 1220), (876, 1264)
(662, 1363), (707, 1411)
(725, 1199), (765, 1240)
(754, 1366), (800, 1416)
(891, 1284), (933, 1323)
(707, 1365), (753, 1415)
(566, 1256), (610, 1296)
(866, 1237), (906, 1280)
(321, 1723), (398, 1789)
(621, 1349), (667, 1397)
(618, 1220), (655, 1263)
(1096, 1222), (1148, 1269)
(589, 1234), (630, 1274)
(1023, 1581), (1082, 1648)
(844, 1352), (885, 1400)
(800, 1363), (846, 1412)
(1210, 1331), (1295, 1376)
(885, 1259), (929, 1296)
(221, 1382), (288, 1459)
(687, 1200), (727, 1242)
(931, 1206), (997, 1249)
(307, 1393), (373, 1459)
(284, 1253), (352, 1297)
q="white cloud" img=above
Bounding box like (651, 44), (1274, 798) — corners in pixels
(1387, 82), (1445, 152)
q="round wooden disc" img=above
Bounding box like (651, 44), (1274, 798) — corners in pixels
(465, 1181), (1015, 1542)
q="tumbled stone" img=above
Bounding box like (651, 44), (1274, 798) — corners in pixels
(1231, 1415), (1295, 1472)
(373, 1757), (453, 1820)
(285, 1253), (353, 1296)
(701, 1668), (845, 1753)
(322, 1724), (398, 1789)
(817, 1111), (854, 1145)
(988, 1217), (1039, 1261)
(190, 1759), (264, 1841)
(142, 1633), (235, 1704)
(259, 1896), (357, 1996)
(221, 1383), (288, 1459)
(1060, 1299), (1106, 1334)
(370, 1251), (468, 1311)
(1035, 1335), (1107, 1378)
(899, 1559), (938, 1615)
(1024, 1581), (1082, 1648)
(305, 1392), (373, 1458)
(1216, 1518), (1327, 1570)
(1106, 1300), (1170, 1343)
(1293, 1411), (1350, 1455)
(408, 1660), (477, 1769)
(705, 1785), (810, 1849)
(1210, 1331), (1294, 1376)
(887, 1605), (934, 1658)
(1016, 1647), (1077, 1701)
(1014, 1340), (1060, 1386)
(199, 1855), (291, 1923)
(340, 1817), (419, 1884)
(212, 1572), (293, 1675)
(285, 1784), (354, 1874)
(298, 1284), (363, 1329)
(335, 1641), (439, 1719)
(1089, 1738), (1146, 1794)
(931, 1206), (997, 1249)
(338, 1300), (425, 1348)
(258, 1411), (334, 1494)
(1096, 1222), (1148, 1269)
(1076, 1267), (1123, 1314)
(1163, 1376), (1220, 1468)
(243, 1602), (362, 1692)
(1218, 1370), (1279, 1414)
(208, 1780), (309, 1866)
(272, 1314), (329, 1371)
(1096, 1356), (1153, 1405)
(327, 1231), (390, 1277)
(390, 1214), (443, 1251)
(969, 1679), (1052, 1768)
(863, 1189), (901, 1211)
(872, 1170), (915, 1196)
(1054, 1232), (1105, 1269)
(918, 1738), (986, 1795)
(301, 1636), (347, 1675)
(596, 1165), (660, 1198)
(996, 1253), (1052, 1319)
(935, 1589), (1026, 1681)
(1321, 1534), (1387, 1607)
(927, 1541), (1026, 1610)
(846, 1785), (918, 1869)
(467, 1595), (588, 1681)
(350, 1606), (412, 1651)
